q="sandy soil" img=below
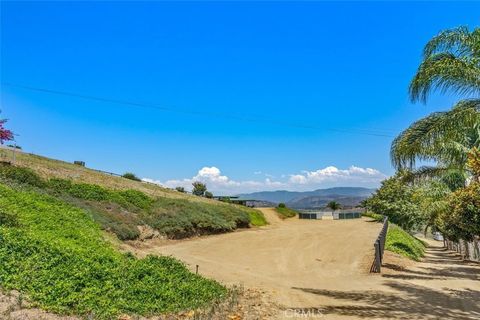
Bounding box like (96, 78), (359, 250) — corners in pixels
(130, 208), (480, 320)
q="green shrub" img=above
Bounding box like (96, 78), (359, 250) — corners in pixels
(145, 197), (252, 238)
(0, 209), (19, 227)
(0, 184), (226, 318)
(87, 207), (141, 241)
(275, 206), (297, 219)
(278, 203), (286, 208)
(247, 209), (268, 226)
(122, 172), (141, 181)
(118, 189), (154, 210)
(0, 164), (45, 187)
(386, 224), (426, 261)
(204, 191), (213, 199)
(362, 211), (384, 222)
(441, 182), (480, 241)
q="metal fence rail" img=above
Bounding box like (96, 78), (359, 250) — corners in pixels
(370, 216), (389, 273)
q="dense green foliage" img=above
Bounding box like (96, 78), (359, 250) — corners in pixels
(362, 211), (384, 222)
(0, 165), (266, 240)
(122, 172), (141, 181)
(327, 201), (341, 212)
(205, 191), (213, 199)
(142, 197), (250, 238)
(247, 208), (268, 226)
(192, 181), (207, 196)
(0, 184), (226, 318)
(275, 205), (297, 219)
(440, 182), (480, 241)
(386, 27), (480, 243)
(0, 163), (45, 187)
(362, 173), (423, 231)
(386, 224), (426, 261)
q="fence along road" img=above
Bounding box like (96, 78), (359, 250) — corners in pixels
(370, 216), (388, 273)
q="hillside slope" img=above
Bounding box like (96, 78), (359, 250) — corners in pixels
(2, 148), (209, 201)
(0, 150), (268, 318)
(0, 149), (266, 241)
(0, 183), (226, 318)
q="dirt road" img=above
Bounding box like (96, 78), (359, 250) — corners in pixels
(133, 208), (480, 319)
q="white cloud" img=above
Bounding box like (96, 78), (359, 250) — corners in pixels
(288, 165), (386, 186)
(143, 165), (387, 195)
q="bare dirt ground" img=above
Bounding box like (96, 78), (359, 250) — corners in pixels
(130, 208), (480, 320)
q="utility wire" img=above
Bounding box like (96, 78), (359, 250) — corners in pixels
(2, 82), (396, 138)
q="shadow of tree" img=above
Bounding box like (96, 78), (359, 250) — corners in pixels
(292, 282), (480, 320)
(381, 246), (480, 281)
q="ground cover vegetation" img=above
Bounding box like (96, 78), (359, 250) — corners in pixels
(275, 203), (298, 219)
(0, 164), (266, 240)
(0, 183), (227, 318)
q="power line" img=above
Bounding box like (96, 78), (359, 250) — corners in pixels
(1, 82), (396, 138)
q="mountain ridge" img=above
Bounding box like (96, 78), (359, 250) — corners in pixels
(238, 187), (376, 209)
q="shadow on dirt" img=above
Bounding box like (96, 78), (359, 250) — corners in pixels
(292, 282), (480, 320)
(290, 246), (480, 319)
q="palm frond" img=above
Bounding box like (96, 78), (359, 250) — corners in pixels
(409, 53), (480, 103)
(409, 26), (480, 103)
(405, 166), (468, 190)
(423, 26), (478, 58)
(391, 99), (480, 169)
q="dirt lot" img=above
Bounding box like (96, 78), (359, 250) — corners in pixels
(131, 208), (480, 320)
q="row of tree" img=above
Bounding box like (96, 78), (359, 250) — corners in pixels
(364, 26), (480, 242)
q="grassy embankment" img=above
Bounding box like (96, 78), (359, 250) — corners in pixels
(0, 184), (226, 318)
(0, 152), (269, 318)
(275, 206), (298, 219)
(0, 151), (266, 241)
(363, 212), (426, 261)
(386, 225), (426, 261)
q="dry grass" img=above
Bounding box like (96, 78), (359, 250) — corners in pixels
(2, 148), (220, 205)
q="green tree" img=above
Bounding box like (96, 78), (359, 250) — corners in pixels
(362, 173), (422, 232)
(440, 181), (480, 241)
(392, 27), (480, 188)
(204, 191), (213, 199)
(413, 180), (450, 236)
(122, 172), (141, 181)
(326, 201), (341, 213)
(192, 181), (207, 197)
(175, 186), (186, 193)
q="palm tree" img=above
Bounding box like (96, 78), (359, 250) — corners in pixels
(391, 27), (480, 188)
(327, 201), (341, 213)
(409, 26), (480, 103)
(391, 100), (480, 188)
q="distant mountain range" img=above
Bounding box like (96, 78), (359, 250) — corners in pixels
(237, 187), (376, 209)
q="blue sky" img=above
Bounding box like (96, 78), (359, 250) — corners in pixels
(1, 1), (479, 194)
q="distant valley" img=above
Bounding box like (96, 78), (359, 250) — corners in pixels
(238, 187), (376, 209)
